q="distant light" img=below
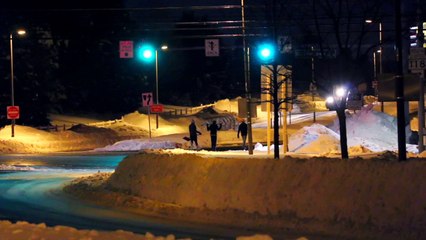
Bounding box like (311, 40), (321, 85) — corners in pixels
(161, 45), (168, 50)
(326, 96), (334, 104)
(335, 87), (346, 97)
(365, 19), (373, 24)
(17, 29), (26, 35)
(376, 50), (381, 53)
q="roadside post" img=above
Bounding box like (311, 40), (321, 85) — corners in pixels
(7, 106), (20, 137)
(142, 92), (153, 138)
(409, 47), (426, 152)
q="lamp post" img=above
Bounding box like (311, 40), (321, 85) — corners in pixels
(241, 0), (254, 155)
(366, 19), (384, 111)
(9, 29), (26, 138)
(155, 45), (168, 129)
(138, 43), (167, 129)
(326, 87), (349, 159)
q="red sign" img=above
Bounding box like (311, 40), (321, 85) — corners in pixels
(150, 104), (164, 113)
(7, 106), (20, 119)
(119, 41), (134, 58)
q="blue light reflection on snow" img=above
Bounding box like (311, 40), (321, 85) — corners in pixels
(0, 154), (233, 239)
(0, 154), (126, 172)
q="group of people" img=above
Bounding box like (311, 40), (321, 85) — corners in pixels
(188, 118), (248, 151)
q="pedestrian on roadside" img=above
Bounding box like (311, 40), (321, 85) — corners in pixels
(206, 120), (222, 151)
(189, 119), (202, 149)
(237, 119), (248, 150)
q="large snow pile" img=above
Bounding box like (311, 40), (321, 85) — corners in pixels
(289, 108), (417, 155)
(330, 107), (400, 152)
(288, 124), (340, 154)
(213, 98), (239, 113)
(102, 151), (426, 239)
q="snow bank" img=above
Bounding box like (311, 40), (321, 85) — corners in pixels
(106, 152), (426, 239)
(213, 98), (239, 113)
(94, 139), (177, 152)
(289, 108), (417, 155)
(0, 164), (34, 171)
(330, 108), (399, 152)
(0, 220), (183, 240)
(289, 124), (340, 154)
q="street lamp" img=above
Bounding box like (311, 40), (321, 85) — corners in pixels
(9, 29), (26, 137)
(366, 19), (384, 111)
(137, 43), (168, 129)
(326, 86), (349, 159)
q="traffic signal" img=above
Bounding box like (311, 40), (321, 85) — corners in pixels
(257, 43), (276, 63)
(137, 44), (155, 63)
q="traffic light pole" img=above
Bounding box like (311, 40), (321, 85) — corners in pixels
(394, 0), (407, 161)
(10, 33), (15, 138)
(241, 0), (253, 154)
(155, 50), (159, 129)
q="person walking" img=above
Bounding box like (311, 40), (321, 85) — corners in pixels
(206, 120), (222, 151)
(237, 119), (248, 150)
(189, 119), (201, 149)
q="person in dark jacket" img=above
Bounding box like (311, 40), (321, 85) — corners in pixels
(206, 120), (222, 151)
(237, 119), (248, 150)
(189, 119), (201, 149)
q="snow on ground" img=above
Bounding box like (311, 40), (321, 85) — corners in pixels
(0, 164), (34, 171)
(89, 104), (420, 157)
(2, 97), (419, 157)
(1, 97), (425, 239)
(65, 151), (426, 240)
(288, 106), (418, 155)
(94, 139), (178, 152)
(0, 220), (184, 240)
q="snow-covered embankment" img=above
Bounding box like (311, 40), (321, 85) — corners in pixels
(105, 152), (426, 239)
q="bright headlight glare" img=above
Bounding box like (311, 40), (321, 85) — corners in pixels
(326, 96), (334, 104)
(335, 87), (346, 97)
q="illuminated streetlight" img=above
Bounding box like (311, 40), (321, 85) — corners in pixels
(366, 19), (384, 111)
(326, 86), (349, 159)
(9, 28), (26, 137)
(137, 43), (168, 129)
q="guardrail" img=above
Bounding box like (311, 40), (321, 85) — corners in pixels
(157, 103), (216, 117)
(37, 124), (69, 132)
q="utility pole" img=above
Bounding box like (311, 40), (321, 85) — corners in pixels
(394, 0), (407, 161)
(417, 0), (425, 153)
(241, 0), (253, 154)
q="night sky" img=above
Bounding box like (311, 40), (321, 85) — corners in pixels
(0, 0), (423, 126)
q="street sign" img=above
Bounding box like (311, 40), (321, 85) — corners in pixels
(142, 92), (153, 107)
(150, 104), (164, 113)
(205, 39), (219, 57)
(7, 106), (20, 119)
(119, 41), (134, 58)
(409, 47), (426, 70)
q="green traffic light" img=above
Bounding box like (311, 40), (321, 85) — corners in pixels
(257, 43), (275, 63)
(137, 44), (155, 63)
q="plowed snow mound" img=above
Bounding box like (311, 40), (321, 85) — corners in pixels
(289, 108), (415, 154)
(289, 124), (340, 154)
